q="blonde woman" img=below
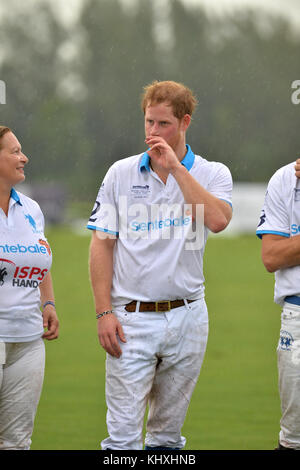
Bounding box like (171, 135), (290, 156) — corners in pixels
(0, 126), (59, 450)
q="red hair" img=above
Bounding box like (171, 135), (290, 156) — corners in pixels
(141, 80), (197, 119)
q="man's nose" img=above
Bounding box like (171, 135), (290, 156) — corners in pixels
(150, 123), (159, 136)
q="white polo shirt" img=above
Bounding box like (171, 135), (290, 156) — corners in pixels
(0, 189), (52, 342)
(87, 145), (232, 307)
(256, 162), (300, 305)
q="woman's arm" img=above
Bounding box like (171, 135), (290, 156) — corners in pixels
(39, 271), (59, 340)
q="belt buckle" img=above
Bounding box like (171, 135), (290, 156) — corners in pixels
(155, 300), (171, 312)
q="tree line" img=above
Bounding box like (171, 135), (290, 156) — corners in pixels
(0, 0), (299, 200)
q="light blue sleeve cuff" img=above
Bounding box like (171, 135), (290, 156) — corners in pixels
(256, 230), (290, 239)
(219, 198), (233, 208)
(86, 225), (119, 236)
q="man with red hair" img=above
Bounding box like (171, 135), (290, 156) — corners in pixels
(88, 80), (233, 450)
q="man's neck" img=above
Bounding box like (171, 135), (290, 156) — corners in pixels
(176, 142), (188, 162)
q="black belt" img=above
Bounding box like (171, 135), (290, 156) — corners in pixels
(125, 299), (196, 312)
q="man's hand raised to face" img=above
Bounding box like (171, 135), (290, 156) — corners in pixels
(145, 136), (181, 174)
(295, 158), (300, 178)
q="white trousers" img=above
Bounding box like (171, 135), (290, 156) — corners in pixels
(101, 298), (209, 450)
(0, 338), (45, 450)
(278, 303), (300, 449)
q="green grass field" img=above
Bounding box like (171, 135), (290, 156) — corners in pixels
(31, 228), (281, 450)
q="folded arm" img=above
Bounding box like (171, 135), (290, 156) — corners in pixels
(261, 233), (300, 272)
(171, 164), (232, 233)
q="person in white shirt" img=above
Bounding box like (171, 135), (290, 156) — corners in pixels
(257, 160), (300, 450)
(0, 126), (59, 450)
(88, 81), (233, 450)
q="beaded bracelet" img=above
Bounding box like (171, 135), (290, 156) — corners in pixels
(43, 301), (56, 309)
(96, 309), (114, 319)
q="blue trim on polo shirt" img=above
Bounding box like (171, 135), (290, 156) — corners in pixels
(86, 225), (119, 236)
(139, 144), (195, 172)
(256, 230), (290, 239)
(10, 188), (22, 205)
(181, 144), (195, 171)
(140, 151), (151, 172)
(219, 198), (232, 208)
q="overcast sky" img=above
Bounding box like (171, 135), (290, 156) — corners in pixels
(3, 0), (299, 30)
(185, 0), (300, 24)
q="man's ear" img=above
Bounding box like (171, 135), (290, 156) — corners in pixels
(181, 114), (192, 132)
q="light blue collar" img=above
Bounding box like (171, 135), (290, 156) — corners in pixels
(139, 144), (195, 172)
(10, 188), (22, 205)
